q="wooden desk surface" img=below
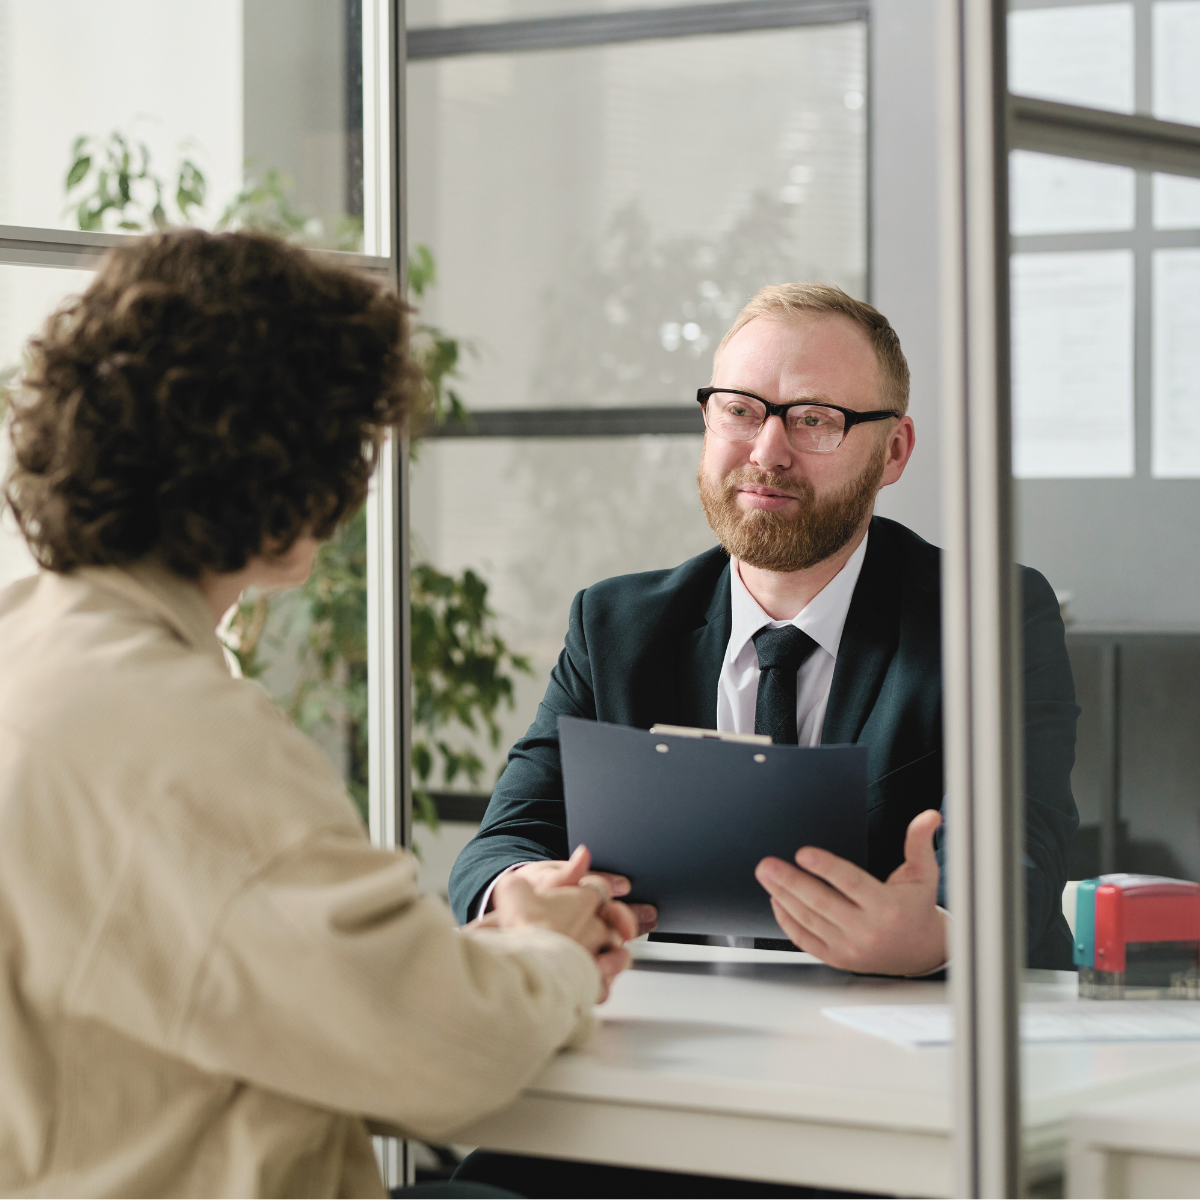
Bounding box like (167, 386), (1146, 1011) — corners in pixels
(453, 942), (1200, 1195)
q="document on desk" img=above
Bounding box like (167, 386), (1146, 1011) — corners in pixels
(823, 1003), (1200, 1047)
(559, 716), (867, 938)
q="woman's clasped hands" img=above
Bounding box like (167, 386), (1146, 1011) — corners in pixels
(470, 846), (637, 1001)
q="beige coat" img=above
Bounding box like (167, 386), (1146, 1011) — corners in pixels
(0, 562), (599, 1198)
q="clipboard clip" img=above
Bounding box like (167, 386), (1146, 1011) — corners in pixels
(648, 723), (772, 746)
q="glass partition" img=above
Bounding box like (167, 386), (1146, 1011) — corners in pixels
(1006, 2), (1200, 1194)
(405, 8), (869, 900)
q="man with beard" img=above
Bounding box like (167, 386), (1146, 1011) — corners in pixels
(449, 284), (1078, 985)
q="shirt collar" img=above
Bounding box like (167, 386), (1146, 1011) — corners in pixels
(727, 530), (869, 666)
(75, 557), (230, 673)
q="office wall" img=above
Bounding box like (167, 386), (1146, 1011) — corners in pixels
(1018, 480), (1200, 626)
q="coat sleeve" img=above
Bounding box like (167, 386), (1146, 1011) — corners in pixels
(175, 834), (600, 1142)
(449, 589), (595, 923)
(1020, 565), (1081, 967)
(933, 568), (1079, 967)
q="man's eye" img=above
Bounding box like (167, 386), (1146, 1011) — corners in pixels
(800, 413), (824, 427)
(728, 404), (753, 417)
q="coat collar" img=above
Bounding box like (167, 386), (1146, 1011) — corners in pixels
(672, 557), (733, 729)
(821, 516), (902, 745)
(75, 558), (230, 673)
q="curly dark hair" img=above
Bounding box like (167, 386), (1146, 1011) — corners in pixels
(5, 228), (423, 577)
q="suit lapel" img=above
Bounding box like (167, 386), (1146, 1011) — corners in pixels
(822, 519), (901, 746)
(672, 560), (732, 730)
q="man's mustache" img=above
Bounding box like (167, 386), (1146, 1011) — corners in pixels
(721, 468), (813, 505)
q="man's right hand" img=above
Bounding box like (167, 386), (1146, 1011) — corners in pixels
(509, 854), (658, 936)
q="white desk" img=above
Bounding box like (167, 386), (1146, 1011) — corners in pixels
(1068, 1077), (1200, 1198)
(453, 942), (1200, 1195)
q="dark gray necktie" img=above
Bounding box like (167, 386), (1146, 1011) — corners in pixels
(752, 625), (820, 745)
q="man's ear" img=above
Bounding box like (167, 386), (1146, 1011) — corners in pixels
(880, 415), (916, 487)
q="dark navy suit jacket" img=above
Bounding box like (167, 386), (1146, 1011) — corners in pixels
(448, 516), (1081, 968)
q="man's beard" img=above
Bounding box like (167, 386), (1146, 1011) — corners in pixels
(698, 440), (887, 573)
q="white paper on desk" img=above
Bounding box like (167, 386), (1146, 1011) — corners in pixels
(822, 1003), (1200, 1047)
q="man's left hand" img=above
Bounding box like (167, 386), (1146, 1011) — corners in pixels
(754, 809), (947, 976)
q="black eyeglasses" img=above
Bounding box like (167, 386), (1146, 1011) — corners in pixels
(697, 387), (898, 454)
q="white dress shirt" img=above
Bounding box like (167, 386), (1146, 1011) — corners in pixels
(717, 532), (869, 744)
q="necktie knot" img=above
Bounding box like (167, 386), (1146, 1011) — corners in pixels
(752, 625), (818, 673)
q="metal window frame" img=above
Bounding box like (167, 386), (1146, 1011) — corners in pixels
(0, 223), (394, 275)
(364, 0), (411, 864)
(407, 0), (867, 59)
(939, 2), (1023, 1194)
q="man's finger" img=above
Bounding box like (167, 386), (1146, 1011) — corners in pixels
(792, 846), (882, 905)
(763, 880), (844, 944)
(755, 857), (858, 928)
(901, 809), (942, 880)
(628, 903), (658, 935)
(770, 897), (831, 959)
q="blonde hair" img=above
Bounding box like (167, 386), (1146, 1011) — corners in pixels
(712, 283), (910, 415)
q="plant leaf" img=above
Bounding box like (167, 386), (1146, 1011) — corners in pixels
(66, 156), (91, 189)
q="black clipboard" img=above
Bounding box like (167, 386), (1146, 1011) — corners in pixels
(559, 715), (868, 938)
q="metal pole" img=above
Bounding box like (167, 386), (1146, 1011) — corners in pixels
(940, 0), (1023, 1195)
(366, 0), (410, 853)
(367, 0), (414, 1188)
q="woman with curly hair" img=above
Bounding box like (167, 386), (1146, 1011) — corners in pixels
(0, 230), (632, 1199)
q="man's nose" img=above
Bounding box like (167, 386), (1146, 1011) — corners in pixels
(749, 414), (793, 472)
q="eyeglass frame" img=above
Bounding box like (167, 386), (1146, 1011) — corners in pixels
(696, 387), (899, 451)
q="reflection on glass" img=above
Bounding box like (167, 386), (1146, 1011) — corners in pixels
(0, 0), (364, 249)
(1011, 250), (1134, 478)
(406, 23), (866, 409)
(1008, 3), (1134, 113)
(410, 435), (715, 776)
(1009, 150), (1135, 235)
(1154, 0), (1200, 126)
(1153, 249), (1200, 477)
(0, 264), (95, 588)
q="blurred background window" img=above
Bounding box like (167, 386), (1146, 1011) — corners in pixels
(0, 0), (369, 249)
(0, 266), (93, 588)
(404, 0), (869, 893)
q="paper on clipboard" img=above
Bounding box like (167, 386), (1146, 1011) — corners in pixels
(648, 723), (771, 746)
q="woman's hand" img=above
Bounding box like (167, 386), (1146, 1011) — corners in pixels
(482, 846), (636, 1000)
(508, 855), (658, 936)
